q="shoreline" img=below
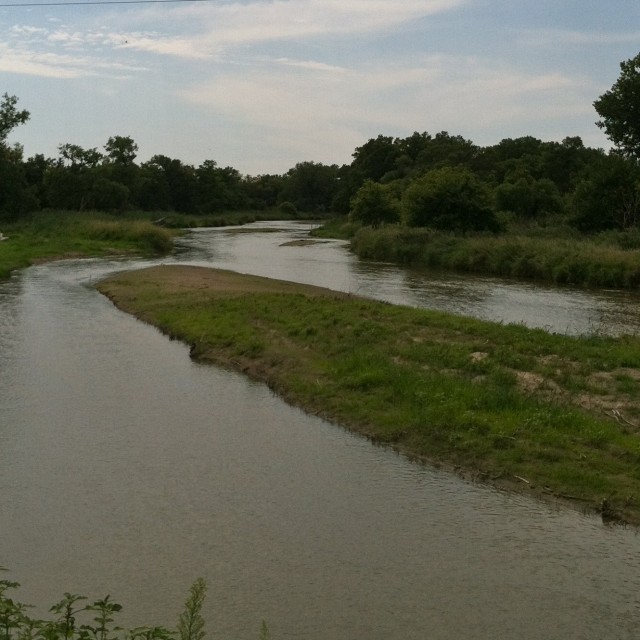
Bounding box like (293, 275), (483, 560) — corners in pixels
(97, 264), (640, 526)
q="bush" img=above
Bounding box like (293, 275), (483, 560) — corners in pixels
(402, 167), (501, 232)
(278, 200), (298, 216)
(349, 180), (400, 227)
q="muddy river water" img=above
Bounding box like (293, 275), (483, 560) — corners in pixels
(1, 222), (639, 639)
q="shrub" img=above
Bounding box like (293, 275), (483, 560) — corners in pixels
(402, 167), (501, 233)
(349, 180), (400, 227)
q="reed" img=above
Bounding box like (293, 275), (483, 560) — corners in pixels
(350, 225), (640, 289)
(0, 210), (174, 278)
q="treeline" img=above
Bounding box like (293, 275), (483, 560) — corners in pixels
(2, 124), (637, 234)
(337, 132), (640, 233)
(1, 45), (640, 235)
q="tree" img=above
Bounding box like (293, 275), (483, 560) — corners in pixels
(104, 135), (138, 165)
(243, 173), (285, 209)
(280, 161), (339, 212)
(350, 135), (399, 182)
(142, 155), (196, 213)
(495, 170), (563, 219)
(594, 52), (640, 159)
(402, 167), (500, 232)
(57, 143), (103, 169)
(349, 180), (400, 227)
(0, 151), (38, 220)
(0, 93), (29, 145)
(0, 94), (34, 220)
(570, 153), (640, 231)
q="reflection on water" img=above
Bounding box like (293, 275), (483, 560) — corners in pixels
(1, 222), (640, 640)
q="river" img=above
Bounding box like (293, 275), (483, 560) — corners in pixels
(1, 221), (639, 639)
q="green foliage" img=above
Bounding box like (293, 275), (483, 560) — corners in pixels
(495, 172), (563, 219)
(0, 94), (29, 144)
(349, 224), (640, 287)
(0, 150), (38, 222)
(91, 179), (130, 212)
(104, 136), (138, 166)
(349, 180), (400, 227)
(258, 621), (271, 640)
(3, 75), (640, 232)
(277, 201), (297, 216)
(177, 579), (206, 640)
(0, 210), (174, 278)
(0, 573), (214, 640)
(280, 161), (339, 212)
(594, 51), (640, 159)
(402, 166), (500, 232)
(570, 154), (640, 231)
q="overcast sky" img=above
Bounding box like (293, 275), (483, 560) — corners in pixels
(1, 0), (639, 175)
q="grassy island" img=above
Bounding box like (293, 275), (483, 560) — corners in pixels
(98, 265), (640, 525)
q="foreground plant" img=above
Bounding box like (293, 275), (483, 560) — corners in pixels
(0, 570), (272, 640)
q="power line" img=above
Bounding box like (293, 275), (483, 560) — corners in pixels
(0, 0), (215, 7)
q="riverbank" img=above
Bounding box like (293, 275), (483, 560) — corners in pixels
(0, 209), (325, 279)
(97, 265), (640, 525)
(0, 210), (174, 278)
(315, 222), (640, 290)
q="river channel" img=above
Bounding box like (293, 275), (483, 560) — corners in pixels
(1, 221), (639, 639)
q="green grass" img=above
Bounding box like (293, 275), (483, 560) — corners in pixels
(0, 210), (175, 278)
(98, 265), (640, 525)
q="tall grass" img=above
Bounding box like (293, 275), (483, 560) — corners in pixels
(350, 225), (640, 289)
(0, 210), (174, 278)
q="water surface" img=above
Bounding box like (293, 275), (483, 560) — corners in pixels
(1, 223), (639, 640)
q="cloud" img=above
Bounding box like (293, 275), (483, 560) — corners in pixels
(0, 37), (148, 79)
(0, 43), (84, 78)
(103, 0), (469, 58)
(519, 28), (640, 48)
(180, 53), (593, 166)
(0, 0), (468, 76)
(274, 58), (348, 74)
(193, 0), (468, 44)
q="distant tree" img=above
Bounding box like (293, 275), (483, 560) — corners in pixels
(350, 135), (399, 183)
(0, 150), (38, 221)
(136, 162), (171, 211)
(104, 135), (138, 165)
(403, 167), (500, 232)
(91, 177), (129, 211)
(44, 143), (104, 210)
(281, 161), (339, 212)
(537, 136), (596, 194)
(570, 154), (640, 231)
(57, 143), (103, 169)
(412, 131), (478, 172)
(142, 155), (197, 213)
(0, 93), (29, 144)
(475, 136), (545, 182)
(495, 170), (563, 219)
(23, 153), (55, 207)
(349, 180), (400, 227)
(194, 160), (248, 212)
(243, 174), (285, 209)
(0, 94), (34, 220)
(594, 52), (640, 159)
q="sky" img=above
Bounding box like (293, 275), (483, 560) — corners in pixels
(1, 0), (639, 175)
